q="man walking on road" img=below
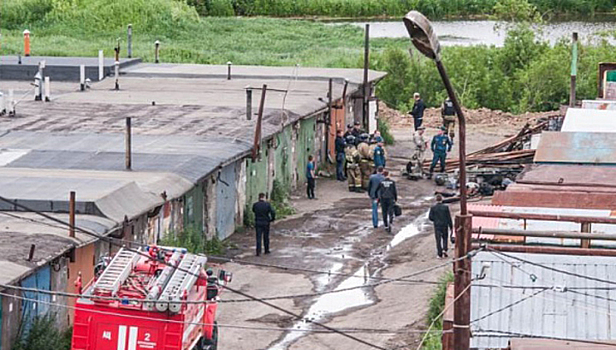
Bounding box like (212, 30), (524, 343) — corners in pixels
(428, 127), (453, 179)
(410, 92), (426, 131)
(252, 193), (276, 256)
(377, 170), (397, 233)
(373, 138), (386, 169)
(335, 130), (346, 181)
(428, 194), (453, 259)
(368, 166), (385, 228)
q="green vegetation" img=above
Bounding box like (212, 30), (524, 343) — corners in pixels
(14, 314), (72, 350)
(159, 226), (227, 255)
(186, 0), (614, 18)
(1, 0), (615, 114)
(422, 272), (454, 349)
(271, 179), (296, 218)
(377, 119), (395, 145)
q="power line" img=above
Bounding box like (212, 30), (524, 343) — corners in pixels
(473, 329), (616, 347)
(469, 287), (548, 324)
(0, 205), (444, 287)
(487, 248), (616, 286)
(0, 195), (386, 350)
(0, 291), (430, 336)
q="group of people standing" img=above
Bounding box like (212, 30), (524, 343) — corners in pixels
(409, 92), (456, 179)
(335, 122), (387, 193)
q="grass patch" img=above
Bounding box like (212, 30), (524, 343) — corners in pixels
(421, 272), (454, 349)
(377, 118), (395, 145)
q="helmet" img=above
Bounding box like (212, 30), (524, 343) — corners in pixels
(359, 133), (369, 143)
(435, 174), (448, 186)
(345, 135), (356, 145)
(347, 123), (353, 129)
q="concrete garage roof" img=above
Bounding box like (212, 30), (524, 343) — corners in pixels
(123, 63), (387, 84)
(471, 252), (616, 349)
(0, 212), (117, 287)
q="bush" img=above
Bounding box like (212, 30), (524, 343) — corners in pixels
(159, 226), (226, 255)
(377, 119), (394, 145)
(14, 314), (72, 350)
(270, 179), (296, 218)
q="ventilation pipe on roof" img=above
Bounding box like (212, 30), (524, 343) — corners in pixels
(0, 92), (4, 116)
(80, 64), (85, 91)
(246, 86), (252, 120)
(98, 50), (104, 81)
(27, 244), (35, 262)
(44, 76), (50, 101)
(69, 191), (76, 238)
(126, 117), (132, 170)
(34, 61), (44, 101)
(227, 61), (232, 80)
(154, 40), (160, 64)
(127, 24), (133, 59)
(114, 60), (120, 90)
(8, 89), (15, 117)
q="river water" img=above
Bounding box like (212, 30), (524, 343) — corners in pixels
(338, 20), (616, 46)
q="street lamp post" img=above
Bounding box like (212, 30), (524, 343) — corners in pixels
(403, 11), (472, 350)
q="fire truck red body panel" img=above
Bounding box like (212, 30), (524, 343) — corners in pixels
(71, 247), (225, 350)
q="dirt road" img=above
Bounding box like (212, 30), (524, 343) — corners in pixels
(217, 124), (509, 350)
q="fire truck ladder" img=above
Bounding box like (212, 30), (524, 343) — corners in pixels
(156, 253), (207, 313)
(92, 247), (141, 296)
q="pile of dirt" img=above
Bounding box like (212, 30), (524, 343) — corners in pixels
(379, 101), (558, 129)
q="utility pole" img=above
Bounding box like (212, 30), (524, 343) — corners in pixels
(570, 32), (578, 107)
(362, 24), (370, 130)
(327, 78), (333, 160)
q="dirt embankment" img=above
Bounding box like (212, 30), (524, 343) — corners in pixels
(379, 102), (557, 129)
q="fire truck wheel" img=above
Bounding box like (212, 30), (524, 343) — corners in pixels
(199, 322), (218, 350)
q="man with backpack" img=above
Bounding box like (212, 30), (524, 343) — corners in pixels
(441, 97), (456, 140)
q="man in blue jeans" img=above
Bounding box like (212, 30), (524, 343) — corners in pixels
(368, 166), (385, 228)
(335, 129), (346, 181)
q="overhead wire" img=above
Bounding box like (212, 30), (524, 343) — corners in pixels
(0, 291), (434, 336)
(0, 195), (387, 350)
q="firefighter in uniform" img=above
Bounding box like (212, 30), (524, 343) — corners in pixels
(411, 126), (428, 177)
(428, 127), (453, 179)
(441, 97), (456, 140)
(357, 133), (372, 189)
(345, 135), (362, 192)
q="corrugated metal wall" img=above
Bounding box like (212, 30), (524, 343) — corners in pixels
(296, 118), (317, 185)
(246, 154), (268, 210)
(2, 290), (20, 350)
(50, 257), (69, 330)
(274, 126), (293, 189)
(20, 265), (51, 335)
(216, 163), (237, 239)
(183, 185), (204, 232)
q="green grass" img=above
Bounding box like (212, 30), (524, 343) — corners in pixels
(14, 314), (72, 350)
(159, 226), (228, 255)
(422, 272), (454, 350)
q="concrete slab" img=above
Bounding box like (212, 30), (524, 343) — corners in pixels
(0, 55), (142, 81)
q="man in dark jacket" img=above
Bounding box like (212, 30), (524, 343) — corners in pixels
(428, 127), (453, 179)
(410, 92), (426, 131)
(252, 193), (276, 256)
(428, 194), (453, 259)
(368, 166), (385, 228)
(376, 171), (397, 233)
(335, 130), (346, 181)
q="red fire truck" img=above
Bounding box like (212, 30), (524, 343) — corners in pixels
(71, 246), (231, 350)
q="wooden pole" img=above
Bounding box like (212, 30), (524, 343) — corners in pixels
(362, 24), (370, 130)
(69, 191), (76, 238)
(125, 117), (132, 170)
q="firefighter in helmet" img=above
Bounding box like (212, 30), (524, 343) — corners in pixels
(345, 135), (362, 192)
(357, 133), (372, 189)
(441, 97), (456, 140)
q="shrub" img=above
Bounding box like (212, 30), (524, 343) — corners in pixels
(159, 226), (226, 255)
(14, 314), (72, 350)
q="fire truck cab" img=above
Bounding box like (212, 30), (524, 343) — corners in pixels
(71, 246), (230, 350)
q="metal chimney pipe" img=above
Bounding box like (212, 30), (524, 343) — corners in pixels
(44, 76), (50, 101)
(227, 61), (232, 80)
(246, 86), (252, 120)
(27, 244), (36, 261)
(126, 117), (132, 170)
(127, 24), (133, 59)
(154, 40), (160, 64)
(69, 191), (76, 238)
(98, 50), (104, 81)
(114, 61), (120, 90)
(80, 64), (85, 91)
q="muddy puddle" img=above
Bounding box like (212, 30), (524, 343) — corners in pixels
(269, 202), (432, 350)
